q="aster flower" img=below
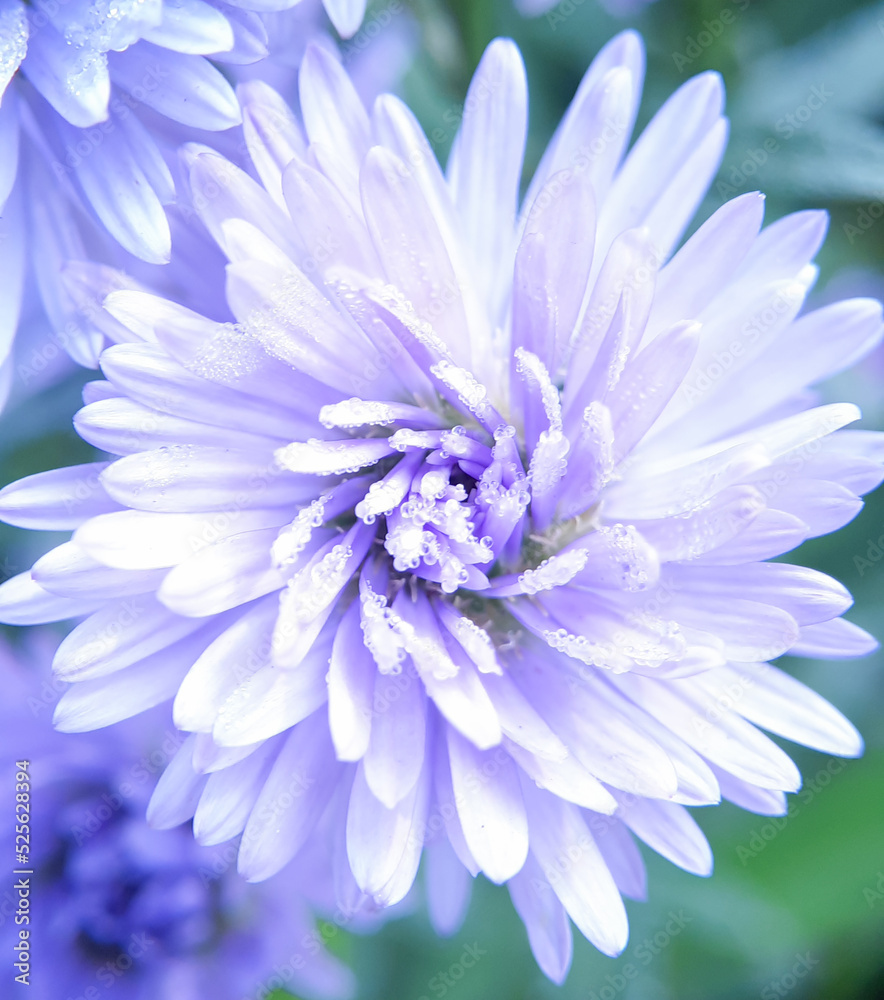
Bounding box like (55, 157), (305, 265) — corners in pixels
(0, 32), (882, 982)
(0, 634), (361, 1000)
(0, 0), (269, 265)
(0, 0), (371, 392)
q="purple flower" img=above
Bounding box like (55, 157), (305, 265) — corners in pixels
(0, 32), (882, 982)
(0, 0), (371, 395)
(0, 0), (264, 264)
(0, 635), (361, 999)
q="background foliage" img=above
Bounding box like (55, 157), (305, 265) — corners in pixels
(3, 0), (883, 997)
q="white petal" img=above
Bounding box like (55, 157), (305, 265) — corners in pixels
(668, 563), (851, 627)
(505, 738), (617, 813)
(695, 508), (809, 565)
(513, 167), (596, 376)
(761, 479), (863, 538)
(240, 80), (306, 204)
(596, 71), (724, 262)
(790, 618), (878, 659)
(421, 644), (501, 751)
(362, 146), (473, 367)
(238, 714), (341, 880)
(634, 486), (765, 562)
(109, 43), (241, 129)
(608, 321), (700, 462)
(524, 30), (644, 213)
(174, 596), (275, 732)
(282, 154), (379, 278)
(0, 463), (119, 529)
(323, 0), (366, 38)
(647, 192), (765, 341)
(76, 508), (289, 570)
(147, 735), (206, 829)
(363, 662), (426, 808)
(275, 438), (394, 477)
(613, 794), (713, 876)
(193, 739), (278, 846)
(616, 673), (802, 792)
(328, 601), (375, 761)
(482, 672), (567, 759)
(54, 109), (170, 263)
(734, 209), (828, 286)
(447, 728), (528, 884)
(507, 852), (573, 984)
(53, 595), (210, 681)
(32, 541), (164, 598)
(212, 644), (330, 747)
(0, 181), (24, 374)
(511, 656), (680, 797)
(710, 764), (787, 816)
(450, 39), (527, 317)
(703, 662), (863, 757)
(0, 89), (20, 211)
(430, 731), (479, 877)
(666, 594), (799, 662)
(592, 817), (647, 900)
(0, 572), (101, 625)
(99, 341), (307, 440)
(23, 24), (110, 126)
(425, 838), (472, 938)
(143, 0), (235, 54)
(346, 757), (429, 901)
(101, 446), (320, 512)
(75, 396), (277, 455)
(524, 786), (628, 957)
(53, 627), (210, 732)
(299, 42), (369, 185)
(158, 526), (285, 617)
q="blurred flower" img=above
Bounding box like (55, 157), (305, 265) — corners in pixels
(0, 0), (378, 399)
(0, 0), (269, 265)
(0, 30), (882, 983)
(0, 634), (360, 999)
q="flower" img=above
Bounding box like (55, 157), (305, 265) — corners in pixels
(0, 32), (882, 982)
(0, 0), (266, 264)
(0, 0), (372, 395)
(0, 633), (361, 1000)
